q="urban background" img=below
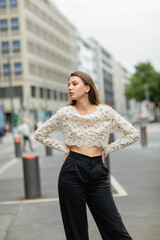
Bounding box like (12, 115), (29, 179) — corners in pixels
(0, 0), (160, 240)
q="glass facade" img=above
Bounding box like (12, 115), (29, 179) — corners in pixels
(0, 19), (8, 31)
(14, 62), (22, 74)
(31, 86), (36, 97)
(2, 41), (9, 53)
(0, 0), (6, 8)
(13, 40), (20, 52)
(11, 18), (19, 30)
(3, 63), (10, 75)
(10, 0), (17, 7)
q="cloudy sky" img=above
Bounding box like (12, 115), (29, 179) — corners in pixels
(52, 0), (160, 73)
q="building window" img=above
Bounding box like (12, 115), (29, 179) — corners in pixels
(0, 19), (8, 31)
(31, 86), (36, 97)
(14, 62), (22, 74)
(0, 0), (6, 8)
(11, 18), (19, 30)
(40, 88), (43, 98)
(60, 92), (63, 101)
(3, 64), (10, 75)
(53, 90), (57, 100)
(2, 41), (9, 53)
(47, 89), (50, 99)
(13, 40), (20, 52)
(10, 0), (17, 7)
(65, 93), (68, 101)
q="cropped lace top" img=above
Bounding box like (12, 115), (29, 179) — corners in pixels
(34, 104), (140, 157)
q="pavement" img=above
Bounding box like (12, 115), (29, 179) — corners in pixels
(0, 123), (160, 240)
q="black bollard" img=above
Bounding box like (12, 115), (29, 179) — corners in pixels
(22, 156), (41, 199)
(15, 138), (21, 157)
(45, 146), (52, 156)
(140, 125), (147, 147)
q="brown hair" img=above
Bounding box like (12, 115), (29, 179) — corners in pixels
(66, 71), (105, 106)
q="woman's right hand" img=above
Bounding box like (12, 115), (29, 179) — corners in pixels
(63, 146), (71, 164)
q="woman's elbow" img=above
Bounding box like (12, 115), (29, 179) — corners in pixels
(131, 129), (140, 142)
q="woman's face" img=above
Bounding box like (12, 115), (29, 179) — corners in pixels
(68, 76), (89, 100)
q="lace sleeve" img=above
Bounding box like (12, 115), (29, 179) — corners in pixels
(33, 109), (68, 154)
(104, 107), (140, 157)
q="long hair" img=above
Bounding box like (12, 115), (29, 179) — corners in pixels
(66, 71), (105, 106)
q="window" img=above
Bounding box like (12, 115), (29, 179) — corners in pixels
(0, 0), (6, 8)
(60, 92), (63, 101)
(47, 89), (50, 99)
(10, 0), (17, 7)
(2, 41), (9, 53)
(0, 19), (8, 31)
(3, 64), (10, 75)
(13, 40), (20, 52)
(14, 62), (22, 74)
(40, 88), (43, 98)
(31, 86), (36, 97)
(53, 90), (57, 100)
(11, 18), (19, 30)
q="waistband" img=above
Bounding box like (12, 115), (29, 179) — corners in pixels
(68, 150), (102, 161)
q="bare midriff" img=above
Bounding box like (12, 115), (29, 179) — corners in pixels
(69, 145), (103, 157)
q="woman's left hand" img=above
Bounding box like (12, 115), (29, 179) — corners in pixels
(102, 148), (105, 165)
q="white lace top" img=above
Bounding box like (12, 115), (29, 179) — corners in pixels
(34, 104), (140, 157)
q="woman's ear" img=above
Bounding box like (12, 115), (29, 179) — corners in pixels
(86, 85), (90, 93)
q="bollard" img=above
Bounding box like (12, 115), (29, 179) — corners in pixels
(14, 138), (21, 157)
(45, 146), (52, 156)
(22, 156), (41, 199)
(140, 125), (147, 147)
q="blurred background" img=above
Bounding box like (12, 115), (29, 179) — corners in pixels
(0, 1), (160, 240)
(0, 0), (160, 135)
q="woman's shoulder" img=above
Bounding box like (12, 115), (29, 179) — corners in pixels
(56, 105), (72, 115)
(99, 103), (113, 111)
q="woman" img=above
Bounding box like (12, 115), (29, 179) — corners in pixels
(34, 71), (140, 240)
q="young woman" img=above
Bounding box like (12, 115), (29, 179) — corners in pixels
(34, 71), (140, 240)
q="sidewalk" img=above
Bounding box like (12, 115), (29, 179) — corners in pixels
(0, 123), (160, 240)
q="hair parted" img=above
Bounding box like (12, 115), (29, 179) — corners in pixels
(66, 71), (105, 106)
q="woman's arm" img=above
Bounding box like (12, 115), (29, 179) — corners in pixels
(34, 109), (69, 154)
(104, 107), (140, 157)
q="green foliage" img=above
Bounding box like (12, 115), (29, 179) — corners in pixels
(125, 61), (160, 105)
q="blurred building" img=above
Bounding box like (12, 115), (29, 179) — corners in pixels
(77, 36), (114, 106)
(0, 0), (77, 125)
(77, 35), (139, 115)
(77, 34), (99, 91)
(113, 62), (131, 115)
(113, 61), (140, 116)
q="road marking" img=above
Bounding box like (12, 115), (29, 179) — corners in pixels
(111, 175), (128, 197)
(0, 158), (20, 177)
(0, 175), (128, 205)
(0, 198), (59, 205)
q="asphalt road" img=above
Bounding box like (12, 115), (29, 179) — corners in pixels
(0, 123), (160, 240)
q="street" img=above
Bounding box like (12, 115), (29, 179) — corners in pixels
(0, 123), (160, 240)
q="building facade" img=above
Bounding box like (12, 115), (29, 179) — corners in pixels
(0, 0), (77, 126)
(76, 33), (99, 91)
(88, 38), (114, 106)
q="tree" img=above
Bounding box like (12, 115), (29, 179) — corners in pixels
(125, 61), (160, 107)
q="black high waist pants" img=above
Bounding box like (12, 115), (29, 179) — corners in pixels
(58, 150), (132, 240)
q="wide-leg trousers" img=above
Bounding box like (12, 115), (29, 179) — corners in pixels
(58, 150), (132, 240)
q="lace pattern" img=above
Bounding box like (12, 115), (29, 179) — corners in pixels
(34, 104), (140, 157)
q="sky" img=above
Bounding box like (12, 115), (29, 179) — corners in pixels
(52, 0), (160, 73)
